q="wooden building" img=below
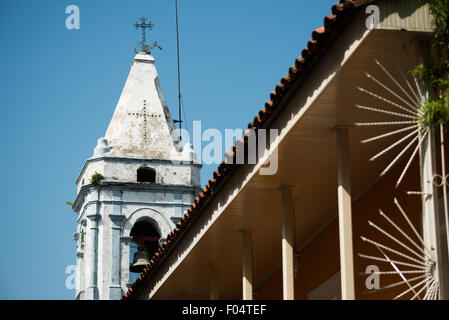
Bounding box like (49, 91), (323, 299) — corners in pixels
(123, 0), (449, 300)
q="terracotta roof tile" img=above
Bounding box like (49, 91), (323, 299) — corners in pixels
(122, 0), (376, 300)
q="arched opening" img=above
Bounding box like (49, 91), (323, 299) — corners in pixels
(137, 167), (156, 183)
(129, 220), (160, 274)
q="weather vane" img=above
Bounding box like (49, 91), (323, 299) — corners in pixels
(134, 16), (162, 54)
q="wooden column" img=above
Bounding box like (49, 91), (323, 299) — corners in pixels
(280, 185), (295, 300)
(421, 126), (449, 299)
(443, 92), (449, 299)
(336, 127), (355, 300)
(209, 265), (220, 300)
(241, 230), (253, 300)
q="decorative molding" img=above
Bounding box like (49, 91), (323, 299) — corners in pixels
(74, 182), (199, 214)
(109, 214), (125, 222)
(123, 207), (174, 238)
(75, 156), (201, 185)
(86, 214), (101, 222)
(120, 236), (133, 243)
(77, 201), (100, 223)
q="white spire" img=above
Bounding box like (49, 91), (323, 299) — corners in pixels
(104, 52), (182, 160)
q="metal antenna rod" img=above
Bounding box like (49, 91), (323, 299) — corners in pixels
(175, 0), (182, 140)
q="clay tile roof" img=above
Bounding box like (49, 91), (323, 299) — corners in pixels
(122, 0), (376, 300)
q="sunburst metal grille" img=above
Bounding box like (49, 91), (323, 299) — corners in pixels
(359, 199), (438, 300)
(355, 46), (445, 300)
(355, 47), (426, 188)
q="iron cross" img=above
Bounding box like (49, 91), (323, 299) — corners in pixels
(128, 100), (162, 143)
(129, 100), (150, 143)
(134, 16), (153, 48)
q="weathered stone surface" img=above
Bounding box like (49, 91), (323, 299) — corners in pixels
(104, 53), (184, 160)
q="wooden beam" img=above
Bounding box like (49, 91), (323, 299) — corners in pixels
(280, 185), (295, 300)
(336, 127), (355, 300)
(209, 265), (220, 300)
(241, 230), (253, 300)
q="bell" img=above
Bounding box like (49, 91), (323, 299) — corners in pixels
(130, 249), (150, 273)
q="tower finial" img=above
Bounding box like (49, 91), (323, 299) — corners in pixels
(133, 16), (162, 54)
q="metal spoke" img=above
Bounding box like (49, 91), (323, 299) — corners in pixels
(379, 210), (431, 260)
(356, 120), (417, 127)
(394, 199), (434, 259)
(359, 270), (426, 275)
(376, 245), (421, 299)
(359, 253), (427, 269)
(409, 280), (430, 300)
(362, 236), (425, 265)
(362, 274), (427, 295)
(395, 129), (428, 187)
(368, 220), (428, 263)
(431, 281), (439, 299)
(366, 71), (418, 111)
(370, 128), (418, 161)
(356, 104), (416, 119)
(379, 129), (427, 176)
(361, 124), (419, 144)
(358, 86), (418, 117)
(388, 53), (422, 106)
(395, 277), (428, 300)
(402, 43), (424, 103)
(423, 280), (438, 300)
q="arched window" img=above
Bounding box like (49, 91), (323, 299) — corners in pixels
(137, 167), (156, 183)
(129, 220), (160, 274)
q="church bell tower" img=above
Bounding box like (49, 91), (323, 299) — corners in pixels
(72, 51), (201, 300)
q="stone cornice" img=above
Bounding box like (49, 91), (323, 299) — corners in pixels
(75, 156), (201, 185)
(120, 236), (133, 243)
(86, 213), (101, 221)
(74, 181), (201, 214)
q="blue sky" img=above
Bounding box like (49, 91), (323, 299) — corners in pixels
(0, 0), (336, 299)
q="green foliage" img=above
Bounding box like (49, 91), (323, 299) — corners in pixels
(134, 41), (163, 55)
(417, 96), (449, 127)
(428, 0), (449, 49)
(411, 1), (449, 128)
(90, 172), (105, 185)
(412, 0), (449, 95)
(65, 201), (75, 209)
(80, 229), (85, 244)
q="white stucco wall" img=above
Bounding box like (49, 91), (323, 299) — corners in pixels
(76, 157), (200, 194)
(74, 182), (198, 299)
